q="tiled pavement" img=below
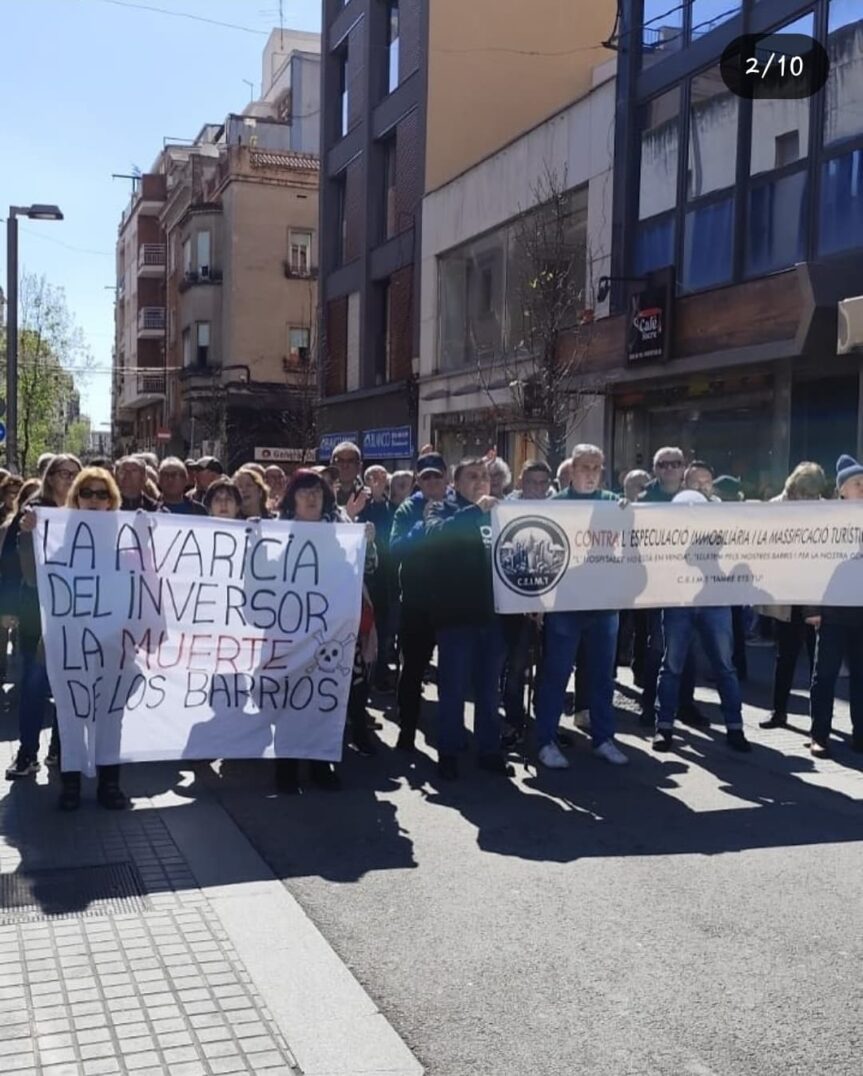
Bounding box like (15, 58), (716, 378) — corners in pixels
(0, 747), (300, 1076)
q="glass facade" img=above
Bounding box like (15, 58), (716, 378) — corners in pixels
(630, 1), (863, 287)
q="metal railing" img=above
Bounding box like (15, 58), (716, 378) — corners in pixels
(138, 243), (166, 269)
(137, 306), (166, 331)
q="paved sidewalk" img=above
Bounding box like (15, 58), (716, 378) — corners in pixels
(0, 715), (422, 1076)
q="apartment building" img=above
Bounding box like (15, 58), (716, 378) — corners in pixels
(600, 0), (863, 494)
(112, 29), (321, 466)
(317, 0), (616, 466)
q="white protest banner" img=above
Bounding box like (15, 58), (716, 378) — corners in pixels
(492, 499), (863, 614)
(34, 510), (367, 775)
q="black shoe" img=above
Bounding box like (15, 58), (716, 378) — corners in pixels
(351, 729), (378, 757)
(726, 729), (751, 753)
(477, 753), (514, 777)
(97, 783), (128, 810)
(759, 714), (787, 729)
(396, 729), (416, 752)
(5, 749), (39, 780)
(652, 731), (673, 752)
(501, 727), (524, 751)
(556, 731), (574, 748)
(310, 761), (341, 791)
(57, 787), (81, 812)
(437, 754), (459, 781)
(677, 703), (709, 728)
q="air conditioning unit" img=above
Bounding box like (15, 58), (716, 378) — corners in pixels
(838, 295), (863, 354)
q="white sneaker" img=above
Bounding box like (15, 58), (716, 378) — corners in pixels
(594, 739), (629, 766)
(539, 742), (570, 769)
(573, 709), (590, 729)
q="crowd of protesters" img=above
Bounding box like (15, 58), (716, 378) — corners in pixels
(0, 437), (858, 805)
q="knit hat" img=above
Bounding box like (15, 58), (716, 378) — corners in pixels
(714, 475), (743, 502)
(836, 454), (863, 491)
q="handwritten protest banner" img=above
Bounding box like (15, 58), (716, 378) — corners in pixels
(492, 500), (863, 614)
(33, 510), (366, 775)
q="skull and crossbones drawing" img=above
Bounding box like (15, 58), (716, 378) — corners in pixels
(306, 629), (356, 677)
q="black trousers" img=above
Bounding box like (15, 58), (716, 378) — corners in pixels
(773, 614), (816, 716)
(396, 605), (437, 734)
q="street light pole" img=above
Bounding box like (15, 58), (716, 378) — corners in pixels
(5, 204), (63, 473)
(5, 213), (18, 473)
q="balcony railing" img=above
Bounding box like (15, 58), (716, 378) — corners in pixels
(138, 372), (166, 395)
(138, 243), (166, 272)
(137, 306), (166, 332)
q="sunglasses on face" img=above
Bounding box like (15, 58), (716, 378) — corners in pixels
(79, 488), (110, 501)
(52, 469), (78, 480)
(657, 460), (684, 469)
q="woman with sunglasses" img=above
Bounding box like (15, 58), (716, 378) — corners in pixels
(1, 454), (81, 780)
(21, 468), (127, 810)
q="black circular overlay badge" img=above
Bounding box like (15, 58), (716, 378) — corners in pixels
(720, 34), (829, 100)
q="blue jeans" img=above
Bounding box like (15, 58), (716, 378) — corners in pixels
(810, 622), (863, 744)
(535, 611), (619, 749)
(436, 623), (505, 756)
(657, 608), (742, 731)
(19, 645), (51, 757)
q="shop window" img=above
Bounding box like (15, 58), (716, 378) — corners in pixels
(681, 198), (733, 291)
(747, 169), (807, 275)
(820, 147), (863, 254)
(634, 214), (675, 276)
(639, 88), (681, 219)
(688, 65), (738, 199)
(750, 13), (814, 177)
(825, 0), (863, 147)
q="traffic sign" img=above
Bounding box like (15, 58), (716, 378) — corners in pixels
(0, 422), (7, 444)
(156, 428), (171, 442)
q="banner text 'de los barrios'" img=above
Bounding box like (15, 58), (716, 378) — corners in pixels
(492, 500), (863, 614)
(33, 510), (366, 775)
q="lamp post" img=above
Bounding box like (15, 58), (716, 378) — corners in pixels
(6, 204), (64, 472)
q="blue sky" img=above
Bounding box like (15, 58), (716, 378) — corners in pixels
(0, 0), (320, 432)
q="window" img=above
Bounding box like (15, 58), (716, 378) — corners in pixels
(775, 131), (801, 169)
(642, 0), (682, 63)
(336, 175), (348, 265)
(338, 50), (349, 137)
(691, 0), (740, 40)
(634, 215), (675, 275)
(682, 197), (734, 290)
(182, 327), (191, 368)
(750, 13), (814, 176)
(639, 89), (681, 219)
(288, 327), (311, 362)
(747, 170), (808, 274)
(688, 66), (738, 199)
(196, 322), (210, 367)
(196, 231), (211, 275)
(182, 237), (192, 275)
(382, 135), (397, 238)
(820, 147), (863, 254)
(825, 0), (863, 146)
(387, 1), (400, 93)
(288, 230), (312, 275)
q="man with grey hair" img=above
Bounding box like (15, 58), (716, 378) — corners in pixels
(534, 444), (628, 768)
(637, 445), (701, 728)
(158, 457), (206, 515)
(556, 458), (572, 492)
(487, 455), (512, 499)
(116, 456), (161, 512)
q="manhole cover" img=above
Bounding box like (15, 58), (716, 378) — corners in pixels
(0, 862), (151, 924)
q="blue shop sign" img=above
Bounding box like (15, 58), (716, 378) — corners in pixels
(362, 426), (414, 459)
(318, 431), (359, 462)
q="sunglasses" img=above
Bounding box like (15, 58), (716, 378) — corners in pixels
(657, 460), (684, 469)
(52, 469), (78, 480)
(79, 488), (110, 501)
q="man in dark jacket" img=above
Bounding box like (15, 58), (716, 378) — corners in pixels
(362, 464), (397, 689)
(534, 445), (628, 769)
(389, 452), (447, 751)
(425, 458), (509, 780)
(116, 456), (161, 512)
(159, 458), (207, 515)
(806, 454), (863, 757)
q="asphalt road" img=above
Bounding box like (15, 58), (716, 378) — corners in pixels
(198, 647), (863, 1076)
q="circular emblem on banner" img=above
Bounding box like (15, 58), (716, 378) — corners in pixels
(494, 517), (570, 596)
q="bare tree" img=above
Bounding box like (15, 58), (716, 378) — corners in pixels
(477, 166), (602, 471)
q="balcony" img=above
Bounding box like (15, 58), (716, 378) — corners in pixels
(138, 372), (166, 395)
(137, 243), (166, 277)
(178, 267), (223, 292)
(116, 370), (166, 411)
(137, 306), (166, 337)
